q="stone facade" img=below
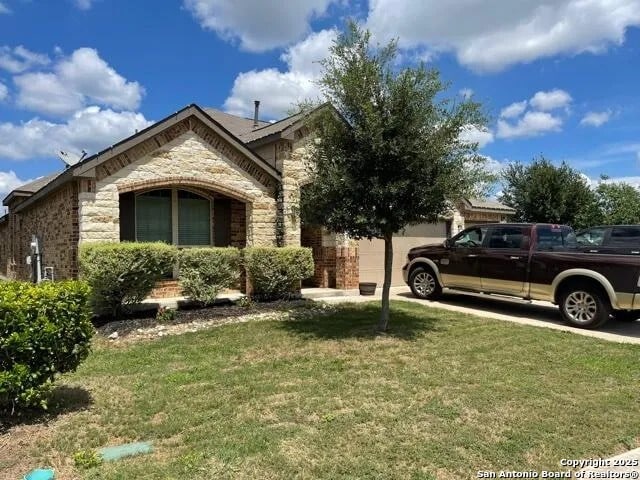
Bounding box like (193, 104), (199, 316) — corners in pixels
(274, 135), (312, 247)
(79, 131), (278, 247)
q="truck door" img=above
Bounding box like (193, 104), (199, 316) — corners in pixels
(439, 225), (487, 290)
(479, 225), (530, 295)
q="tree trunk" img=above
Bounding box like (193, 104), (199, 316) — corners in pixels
(377, 232), (393, 332)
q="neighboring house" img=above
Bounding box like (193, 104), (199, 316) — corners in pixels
(0, 103), (514, 293)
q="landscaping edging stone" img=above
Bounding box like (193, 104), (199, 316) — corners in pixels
(97, 300), (337, 343)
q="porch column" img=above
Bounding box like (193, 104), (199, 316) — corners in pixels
(275, 140), (302, 246)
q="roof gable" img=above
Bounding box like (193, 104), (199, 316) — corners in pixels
(10, 104), (281, 213)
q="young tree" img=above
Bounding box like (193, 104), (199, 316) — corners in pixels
(500, 158), (597, 228)
(300, 22), (493, 331)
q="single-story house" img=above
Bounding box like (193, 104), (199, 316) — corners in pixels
(0, 103), (514, 293)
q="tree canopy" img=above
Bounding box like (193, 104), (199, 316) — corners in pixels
(500, 158), (640, 228)
(499, 158), (596, 228)
(300, 22), (494, 330)
(593, 181), (640, 225)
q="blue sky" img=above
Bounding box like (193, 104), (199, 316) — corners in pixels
(1, 0), (639, 201)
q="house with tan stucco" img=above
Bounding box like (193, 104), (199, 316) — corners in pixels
(0, 103), (514, 294)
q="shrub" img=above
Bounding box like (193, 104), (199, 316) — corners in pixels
(0, 281), (93, 412)
(178, 248), (241, 305)
(79, 242), (177, 318)
(243, 247), (314, 300)
(155, 306), (176, 323)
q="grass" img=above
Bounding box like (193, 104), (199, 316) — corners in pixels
(2, 300), (639, 479)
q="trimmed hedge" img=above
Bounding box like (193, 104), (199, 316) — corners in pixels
(79, 242), (177, 318)
(179, 248), (241, 305)
(0, 281), (93, 412)
(244, 247), (314, 300)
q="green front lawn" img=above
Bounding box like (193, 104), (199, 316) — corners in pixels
(3, 301), (639, 479)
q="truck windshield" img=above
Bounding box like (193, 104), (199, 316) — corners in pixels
(535, 226), (576, 251)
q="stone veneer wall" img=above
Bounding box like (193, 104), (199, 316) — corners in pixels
(3, 182), (79, 280)
(78, 130), (278, 247)
(274, 135), (311, 247)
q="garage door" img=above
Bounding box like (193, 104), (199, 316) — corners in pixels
(358, 223), (448, 286)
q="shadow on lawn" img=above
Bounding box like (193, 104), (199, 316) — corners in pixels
(0, 386), (92, 433)
(280, 302), (441, 340)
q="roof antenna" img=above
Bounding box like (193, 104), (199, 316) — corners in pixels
(253, 100), (260, 128)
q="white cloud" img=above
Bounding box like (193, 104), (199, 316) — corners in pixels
(0, 46), (50, 73)
(459, 88), (474, 99)
(0, 81), (7, 101)
(497, 111), (562, 139)
(15, 73), (84, 116)
(184, 0), (337, 52)
(0, 107), (151, 160)
(14, 47), (144, 117)
(585, 175), (640, 189)
(459, 125), (494, 149)
(0, 170), (27, 199)
(529, 89), (572, 111)
(367, 0), (640, 72)
(0, 2), (10, 14)
(224, 29), (336, 118)
(74, 0), (94, 10)
(500, 101), (528, 119)
(580, 110), (612, 127)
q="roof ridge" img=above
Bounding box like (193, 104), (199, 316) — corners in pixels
(204, 107), (270, 125)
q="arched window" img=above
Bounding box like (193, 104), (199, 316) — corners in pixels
(134, 188), (211, 246)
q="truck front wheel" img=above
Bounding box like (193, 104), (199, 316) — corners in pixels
(559, 285), (610, 329)
(409, 266), (442, 300)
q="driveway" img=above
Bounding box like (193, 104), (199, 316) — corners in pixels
(319, 286), (640, 345)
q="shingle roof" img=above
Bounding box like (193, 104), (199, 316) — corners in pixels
(204, 108), (270, 139)
(204, 108), (307, 144)
(13, 172), (63, 194)
(465, 198), (516, 213)
(239, 111), (307, 143)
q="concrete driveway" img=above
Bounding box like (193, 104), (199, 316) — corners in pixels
(320, 286), (640, 345)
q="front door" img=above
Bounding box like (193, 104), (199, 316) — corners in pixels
(479, 225), (530, 295)
(439, 226), (487, 290)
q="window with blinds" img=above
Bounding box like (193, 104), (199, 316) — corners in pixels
(134, 188), (211, 246)
(178, 190), (211, 245)
(136, 189), (172, 243)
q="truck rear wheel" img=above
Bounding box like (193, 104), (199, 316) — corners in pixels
(559, 285), (610, 329)
(409, 266), (442, 300)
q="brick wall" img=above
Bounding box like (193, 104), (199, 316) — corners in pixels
(149, 279), (183, 299)
(230, 199), (247, 248)
(6, 182), (79, 280)
(0, 217), (9, 277)
(335, 245), (359, 289)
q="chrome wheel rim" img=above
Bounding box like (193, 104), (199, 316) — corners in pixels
(565, 291), (598, 324)
(414, 272), (436, 297)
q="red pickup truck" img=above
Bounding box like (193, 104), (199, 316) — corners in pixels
(402, 223), (640, 329)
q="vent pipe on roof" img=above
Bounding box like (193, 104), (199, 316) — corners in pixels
(253, 100), (260, 128)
